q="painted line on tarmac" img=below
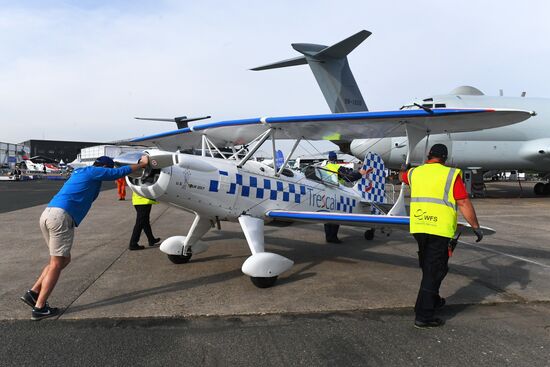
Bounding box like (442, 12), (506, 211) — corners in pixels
(459, 240), (550, 269)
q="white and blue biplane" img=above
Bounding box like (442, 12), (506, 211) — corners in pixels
(116, 108), (532, 288)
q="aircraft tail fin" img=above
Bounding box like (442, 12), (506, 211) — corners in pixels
(354, 152), (386, 213)
(251, 30), (370, 113)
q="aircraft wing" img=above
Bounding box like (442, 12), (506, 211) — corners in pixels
(265, 210), (496, 237)
(125, 108), (533, 151)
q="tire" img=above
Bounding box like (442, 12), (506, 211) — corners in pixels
(250, 276), (278, 288)
(544, 183), (550, 196)
(364, 229), (375, 241)
(167, 253), (192, 264)
(534, 182), (545, 196)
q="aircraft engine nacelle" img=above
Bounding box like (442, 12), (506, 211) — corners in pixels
(350, 138), (394, 165)
(519, 138), (550, 162)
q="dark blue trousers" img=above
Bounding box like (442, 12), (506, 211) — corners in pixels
(413, 233), (450, 321)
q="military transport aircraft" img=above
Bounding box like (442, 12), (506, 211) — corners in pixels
(252, 30), (550, 195)
(116, 107), (531, 288)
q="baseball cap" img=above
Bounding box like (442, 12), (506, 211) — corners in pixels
(428, 144), (448, 159)
(94, 156), (115, 168)
(328, 151), (337, 160)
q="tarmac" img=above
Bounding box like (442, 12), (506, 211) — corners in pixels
(1, 180), (549, 366)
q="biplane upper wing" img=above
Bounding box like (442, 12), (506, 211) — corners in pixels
(124, 108), (533, 151)
(265, 210), (496, 236)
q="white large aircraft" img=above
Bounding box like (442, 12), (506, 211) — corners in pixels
(118, 107), (529, 288)
(253, 30), (550, 195)
(351, 87), (550, 195)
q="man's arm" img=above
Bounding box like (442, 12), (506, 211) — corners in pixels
(398, 163), (411, 184)
(338, 166), (363, 182)
(456, 198), (479, 228)
(129, 155), (149, 172)
(93, 156), (149, 181)
(456, 197), (483, 242)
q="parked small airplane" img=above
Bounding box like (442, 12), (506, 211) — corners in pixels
(117, 107), (530, 287)
(22, 157), (61, 173)
(253, 30), (550, 195)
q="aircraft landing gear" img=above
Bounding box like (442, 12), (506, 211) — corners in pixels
(167, 253), (192, 264)
(250, 276), (278, 288)
(159, 215), (211, 264)
(364, 229), (375, 240)
(534, 182), (550, 196)
(239, 216), (293, 288)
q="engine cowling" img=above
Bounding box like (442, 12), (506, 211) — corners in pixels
(114, 150), (173, 200)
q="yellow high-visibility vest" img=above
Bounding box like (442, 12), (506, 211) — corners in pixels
(132, 192), (158, 205)
(408, 163), (461, 238)
(325, 162), (344, 184)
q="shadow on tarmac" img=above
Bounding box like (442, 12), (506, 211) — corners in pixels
(445, 259), (531, 321)
(63, 219), (537, 319)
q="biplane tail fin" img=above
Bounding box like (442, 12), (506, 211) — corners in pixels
(251, 30), (370, 113)
(354, 152), (386, 212)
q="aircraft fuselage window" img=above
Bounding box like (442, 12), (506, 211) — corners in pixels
(435, 103), (446, 108)
(422, 104), (434, 108)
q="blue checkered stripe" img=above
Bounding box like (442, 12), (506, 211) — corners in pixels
(358, 152), (386, 207)
(336, 196), (357, 213)
(209, 171), (306, 203)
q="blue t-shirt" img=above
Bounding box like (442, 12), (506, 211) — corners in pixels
(48, 165), (133, 226)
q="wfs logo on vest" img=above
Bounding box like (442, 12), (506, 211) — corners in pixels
(413, 209), (438, 223)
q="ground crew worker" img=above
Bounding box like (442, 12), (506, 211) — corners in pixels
(324, 151), (366, 243)
(116, 177), (126, 200)
(400, 144), (483, 328)
(128, 191), (161, 250)
(11, 165), (22, 180)
(20, 155), (149, 320)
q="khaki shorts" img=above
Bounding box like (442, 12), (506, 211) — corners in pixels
(40, 207), (75, 257)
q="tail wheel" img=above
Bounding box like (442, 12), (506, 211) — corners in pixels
(250, 276), (278, 288)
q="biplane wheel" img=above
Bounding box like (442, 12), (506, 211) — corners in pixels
(250, 276), (278, 288)
(364, 229), (375, 241)
(167, 253), (192, 264)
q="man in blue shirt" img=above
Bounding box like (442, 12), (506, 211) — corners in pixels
(20, 155), (149, 320)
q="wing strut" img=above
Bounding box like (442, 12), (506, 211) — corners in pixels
(388, 123), (428, 216)
(276, 138), (301, 177)
(238, 129), (272, 168)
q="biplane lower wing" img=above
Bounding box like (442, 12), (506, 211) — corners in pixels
(124, 108), (533, 151)
(265, 210), (496, 237)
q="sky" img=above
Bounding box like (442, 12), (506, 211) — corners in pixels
(2, 0), (550, 155)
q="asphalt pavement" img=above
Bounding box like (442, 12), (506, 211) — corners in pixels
(1, 303), (549, 367)
(1, 180), (549, 366)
